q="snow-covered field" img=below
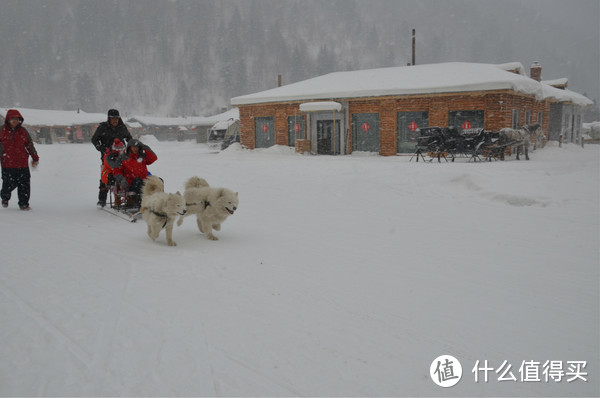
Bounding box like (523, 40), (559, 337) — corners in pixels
(1, 140), (598, 397)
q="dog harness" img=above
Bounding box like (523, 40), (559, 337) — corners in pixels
(185, 200), (211, 209)
(150, 209), (169, 229)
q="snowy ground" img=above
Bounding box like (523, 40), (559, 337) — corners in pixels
(1, 140), (598, 397)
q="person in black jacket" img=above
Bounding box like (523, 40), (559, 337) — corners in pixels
(91, 109), (132, 207)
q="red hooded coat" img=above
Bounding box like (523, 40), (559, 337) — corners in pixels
(0, 109), (39, 169)
(121, 139), (157, 183)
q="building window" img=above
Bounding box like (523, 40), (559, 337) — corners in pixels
(537, 111), (543, 126)
(254, 116), (275, 148)
(352, 113), (380, 152)
(448, 110), (484, 133)
(525, 111), (531, 125)
(397, 111), (429, 153)
(512, 109), (520, 129)
(288, 115), (305, 147)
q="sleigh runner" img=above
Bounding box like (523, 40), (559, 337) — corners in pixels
(98, 183), (142, 222)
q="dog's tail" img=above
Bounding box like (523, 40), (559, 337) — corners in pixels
(185, 176), (209, 190)
(142, 175), (165, 198)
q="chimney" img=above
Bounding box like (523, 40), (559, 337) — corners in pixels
(277, 74), (282, 87)
(530, 62), (542, 82)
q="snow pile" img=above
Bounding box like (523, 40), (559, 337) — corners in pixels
(257, 145), (297, 155)
(219, 142), (245, 153)
(0, 142), (598, 396)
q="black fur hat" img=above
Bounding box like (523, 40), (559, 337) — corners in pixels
(107, 109), (120, 118)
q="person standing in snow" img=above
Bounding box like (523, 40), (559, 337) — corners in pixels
(91, 109), (132, 207)
(0, 109), (39, 211)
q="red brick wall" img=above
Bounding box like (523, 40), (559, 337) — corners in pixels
(237, 89), (549, 155)
(239, 103), (304, 149)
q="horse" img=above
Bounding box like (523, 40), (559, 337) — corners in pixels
(499, 123), (542, 160)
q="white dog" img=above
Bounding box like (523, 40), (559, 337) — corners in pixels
(140, 176), (186, 246)
(177, 176), (238, 240)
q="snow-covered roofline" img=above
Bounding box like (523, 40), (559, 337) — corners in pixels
(542, 78), (568, 89)
(541, 83), (592, 107)
(210, 118), (237, 131)
(495, 62), (526, 75)
(0, 107), (107, 127)
(231, 62), (544, 106)
(130, 108), (239, 127)
(299, 101), (342, 112)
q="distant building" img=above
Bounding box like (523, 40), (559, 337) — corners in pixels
(541, 77), (592, 144)
(230, 62), (593, 155)
(128, 108), (239, 143)
(0, 107), (106, 144)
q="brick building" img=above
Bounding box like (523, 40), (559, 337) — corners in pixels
(230, 62), (592, 156)
(540, 77), (592, 144)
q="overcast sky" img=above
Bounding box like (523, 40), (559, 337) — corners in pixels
(0, 0), (597, 115)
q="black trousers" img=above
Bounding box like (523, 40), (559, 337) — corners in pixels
(1, 168), (31, 207)
(129, 177), (144, 194)
(98, 180), (108, 202)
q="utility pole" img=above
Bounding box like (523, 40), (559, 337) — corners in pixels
(412, 29), (416, 66)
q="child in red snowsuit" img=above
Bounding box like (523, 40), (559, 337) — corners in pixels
(98, 139), (128, 207)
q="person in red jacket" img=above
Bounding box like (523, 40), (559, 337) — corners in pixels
(0, 109), (39, 210)
(121, 139), (157, 206)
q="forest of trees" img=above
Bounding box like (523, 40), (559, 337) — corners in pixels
(0, 0), (597, 118)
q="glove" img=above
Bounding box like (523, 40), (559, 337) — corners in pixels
(115, 174), (128, 190)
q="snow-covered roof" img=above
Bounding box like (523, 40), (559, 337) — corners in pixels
(129, 108), (239, 127)
(125, 121), (142, 129)
(0, 107), (107, 127)
(231, 62), (545, 105)
(543, 78), (568, 88)
(299, 101), (342, 112)
(210, 118), (237, 131)
(582, 121), (600, 133)
(495, 62), (526, 75)
(541, 83), (593, 107)
(204, 108), (239, 124)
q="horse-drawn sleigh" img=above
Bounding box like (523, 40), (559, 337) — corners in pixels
(410, 124), (543, 162)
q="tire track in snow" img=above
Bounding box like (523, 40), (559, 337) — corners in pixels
(83, 261), (134, 394)
(0, 281), (91, 366)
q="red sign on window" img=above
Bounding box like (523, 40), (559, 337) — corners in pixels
(262, 124), (269, 133)
(294, 123), (300, 133)
(361, 122), (370, 132)
(408, 121), (418, 132)
(461, 120), (473, 130)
